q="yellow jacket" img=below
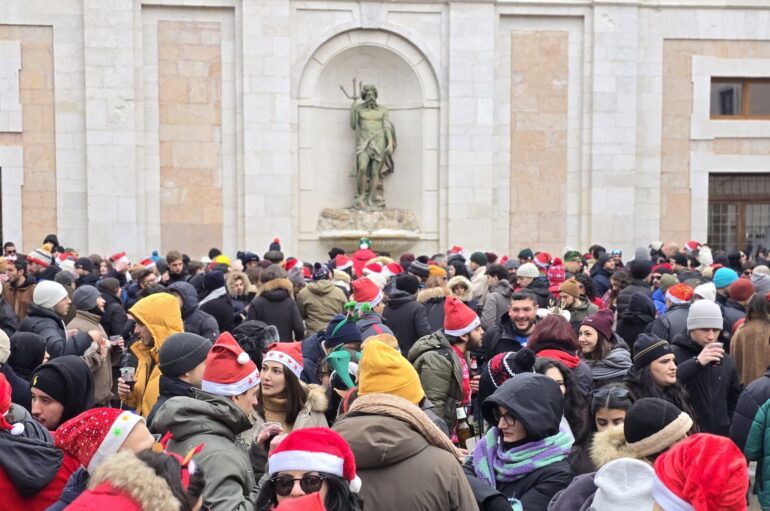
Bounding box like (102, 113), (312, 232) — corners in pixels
(124, 293), (184, 417)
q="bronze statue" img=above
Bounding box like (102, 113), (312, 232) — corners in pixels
(343, 81), (396, 210)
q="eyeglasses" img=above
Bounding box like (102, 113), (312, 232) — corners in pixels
(271, 474), (326, 496)
(491, 408), (517, 426)
(592, 387), (630, 401)
(5, 250), (15, 255)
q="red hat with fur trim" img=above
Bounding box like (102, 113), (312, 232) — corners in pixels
(264, 342), (303, 378)
(363, 262), (382, 275)
(335, 254), (353, 271)
(444, 296), (480, 336)
(352, 277), (383, 308)
(382, 262), (404, 279)
(0, 374), (24, 436)
(202, 332), (259, 396)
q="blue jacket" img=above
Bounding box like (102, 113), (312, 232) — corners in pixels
(652, 288), (667, 316)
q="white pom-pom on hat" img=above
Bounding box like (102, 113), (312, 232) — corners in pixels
(237, 352), (250, 365)
(10, 423), (24, 436)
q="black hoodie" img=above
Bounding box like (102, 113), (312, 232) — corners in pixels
(616, 291), (657, 350)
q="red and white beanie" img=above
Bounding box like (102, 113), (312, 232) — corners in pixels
(335, 254), (353, 271)
(110, 252), (130, 266)
(285, 258), (303, 273)
(27, 247), (52, 268)
(140, 257), (156, 269)
(268, 427), (361, 493)
(55, 408), (145, 473)
(381, 262), (404, 279)
(202, 332), (260, 396)
(352, 277), (383, 309)
(263, 342), (304, 379)
(444, 296), (481, 336)
(363, 262), (382, 275)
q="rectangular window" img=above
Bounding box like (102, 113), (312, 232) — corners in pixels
(708, 173), (770, 254)
(710, 78), (770, 119)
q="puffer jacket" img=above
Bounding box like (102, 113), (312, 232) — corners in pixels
(383, 290), (432, 355)
(407, 330), (463, 427)
(525, 277), (552, 309)
(616, 292), (656, 350)
(152, 389), (257, 511)
(199, 288), (235, 334)
(0, 296), (17, 338)
(247, 278), (304, 341)
(729, 367), (770, 509)
(296, 280), (347, 334)
(481, 280), (512, 331)
(590, 255), (612, 297)
(417, 286), (447, 332)
(18, 304), (92, 359)
(567, 298), (598, 334)
(615, 280), (652, 315)
(652, 287), (667, 316)
(646, 303), (690, 343)
(65, 310), (115, 406)
(168, 281), (219, 342)
(122, 294), (184, 417)
(355, 311), (393, 340)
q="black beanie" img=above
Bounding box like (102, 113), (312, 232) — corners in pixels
(159, 332), (212, 377)
(396, 274), (420, 295)
(628, 259), (652, 280)
(8, 332), (47, 380)
(623, 397), (693, 458)
(632, 334), (673, 369)
(31, 355), (95, 426)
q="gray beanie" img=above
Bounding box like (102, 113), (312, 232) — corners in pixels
(72, 285), (100, 311)
(32, 280), (68, 309)
(504, 259), (520, 270)
(633, 246), (650, 262)
(751, 272), (770, 296)
(687, 300), (723, 331)
(158, 332), (212, 377)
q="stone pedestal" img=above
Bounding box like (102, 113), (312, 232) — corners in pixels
(317, 207), (421, 253)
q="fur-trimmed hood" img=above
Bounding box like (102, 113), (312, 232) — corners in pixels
(447, 276), (473, 302)
(365, 255), (394, 267)
(589, 424), (636, 469)
(304, 383), (329, 413)
(226, 270), (257, 297)
(417, 286), (447, 304)
(78, 451), (180, 510)
(258, 278), (294, 301)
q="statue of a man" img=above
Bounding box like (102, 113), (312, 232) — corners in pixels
(349, 85), (396, 209)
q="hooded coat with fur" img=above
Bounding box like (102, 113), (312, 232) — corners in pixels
(247, 278), (304, 341)
(417, 286), (448, 332)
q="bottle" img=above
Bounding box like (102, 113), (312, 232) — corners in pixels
(456, 406), (475, 450)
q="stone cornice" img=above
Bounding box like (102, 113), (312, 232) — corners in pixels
(314, 0), (770, 8)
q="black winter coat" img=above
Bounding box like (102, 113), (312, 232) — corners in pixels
(383, 290), (432, 355)
(301, 333), (325, 385)
(647, 303), (690, 343)
(417, 287), (447, 332)
(199, 290), (235, 334)
(0, 364), (30, 411)
(526, 278), (552, 309)
(480, 314), (530, 364)
(0, 297), (18, 338)
(616, 291), (656, 350)
(146, 375), (195, 431)
(591, 268), (612, 298)
(75, 273), (99, 289)
(168, 281), (219, 341)
(98, 289), (130, 338)
(615, 280), (652, 315)
(18, 304), (91, 359)
(672, 332), (742, 435)
(247, 278), (304, 341)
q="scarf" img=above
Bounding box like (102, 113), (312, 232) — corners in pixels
(261, 394), (289, 430)
(587, 347), (632, 382)
(536, 349), (580, 369)
(349, 393), (461, 460)
(472, 427), (573, 487)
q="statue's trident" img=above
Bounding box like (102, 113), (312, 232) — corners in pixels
(339, 78), (362, 101)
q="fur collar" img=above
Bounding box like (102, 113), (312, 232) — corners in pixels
(366, 255), (394, 266)
(589, 424), (634, 469)
(447, 276), (473, 302)
(260, 278), (294, 295)
(304, 383), (329, 412)
(417, 286), (447, 303)
(87, 451), (180, 511)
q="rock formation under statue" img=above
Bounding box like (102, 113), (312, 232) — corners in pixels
(316, 207), (420, 253)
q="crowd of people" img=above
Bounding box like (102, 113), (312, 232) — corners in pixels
(1, 235), (769, 510)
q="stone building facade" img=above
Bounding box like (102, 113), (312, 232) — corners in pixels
(1, 0), (769, 260)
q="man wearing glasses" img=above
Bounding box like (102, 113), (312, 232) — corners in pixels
(3, 242), (16, 260)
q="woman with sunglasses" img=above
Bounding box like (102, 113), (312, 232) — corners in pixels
(569, 383), (633, 476)
(466, 372), (573, 511)
(578, 309), (632, 388)
(256, 428), (363, 511)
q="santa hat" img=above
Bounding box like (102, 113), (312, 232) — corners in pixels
(534, 252), (552, 269)
(55, 408), (145, 473)
(27, 247), (52, 267)
(444, 296), (480, 336)
(109, 252), (129, 266)
(449, 245), (464, 255)
(139, 257), (156, 269)
(57, 252), (74, 263)
(335, 254), (353, 271)
(0, 374), (24, 436)
(352, 277), (383, 308)
(202, 332), (260, 396)
(381, 262), (404, 279)
(284, 258), (303, 273)
(263, 342), (303, 379)
(684, 240), (702, 255)
(363, 262), (382, 275)
(666, 283), (694, 305)
(268, 427), (361, 493)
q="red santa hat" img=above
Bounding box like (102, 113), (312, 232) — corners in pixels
(684, 240), (702, 254)
(263, 342), (304, 379)
(0, 374), (24, 436)
(444, 296), (481, 336)
(534, 252), (552, 269)
(335, 254), (353, 271)
(449, 245), (464, 255)
(201, 332), (259, 396)
(109, 252), (129, 266)
(284, 258), (303, 272)
(139, 257), (156, 269)
(268, 427), (361, 493)
(352, 277), (383, 308)
(55, 408), (145, 473)
(666, 283), (694, 305)
(363, 262), (382, 275)
(381, 262), (404, 279)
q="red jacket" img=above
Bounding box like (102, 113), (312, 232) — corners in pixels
(0, 451), (80, 511)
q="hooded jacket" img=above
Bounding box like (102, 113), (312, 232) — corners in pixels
(651, 287), (667, 316)
(2, 274), (36, 321)
(333, 411), (476, 511)
(123, 294), (184, 417)
(383, 289), (432, 355)
(524, 277), (552, 309)
(671, 332), (742, 435)
(247, 278), (304, 341)
(152, 389), (257, 511)
(567, 298), (599, 334)
(296, 280), (347, 334)
(355, 311), (393, 340)
(590, 255), (612, 297)
(199, 286), (235, 334)
(97, 282), (129, 339)
(481, 280), (512, 331)
(65, 309), (115, 406)
(19, 304), (92, 360)
(417, 286), (447, 332)
(407, 330), (463, 426)
(615, 280), (652, 316)
(168, 281), (219, 342)
(616, 292), (657, 350)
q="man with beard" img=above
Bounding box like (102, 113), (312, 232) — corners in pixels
(408, 296), (483, 427)
(481, 290), (539, 360)
(3, 259), (35, 321)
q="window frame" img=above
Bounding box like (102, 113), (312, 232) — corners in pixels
(710, 77), (770, 120)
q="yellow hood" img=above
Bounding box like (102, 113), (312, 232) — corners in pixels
(129, 293), (184, 350)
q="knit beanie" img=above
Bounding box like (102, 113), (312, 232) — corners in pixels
(74, 257), (94, 272)
(632, 334), (674, 369)
(592, 458), (655, 511)
(407, 260), (429, 279)
(325, 314), (363, 348)
(32, 355), (95, 426)
(33, 280), (68, 309)
(559, 278), (581, 299)
(8, 332), (46, 379)
(504, 259), (520, 270)
(580, 309), (614, 340)
(624, 398), (693, 459)
(158, 332), (212, 378)
(479, 349), (536, 404)
(755, 265), (770, 276)
(517, 262), (540, 279)
(658, 274), (678, 294)
(693, 282), (716, 302)
(729, 278), (755, 302)
(203, 270), (225, 291)
(633, 246), (651, 262)
(470, 251), (488, 267)
(752, 272), (770, 296)
(687, 300), (723, 331)
(546, 263), (566, 287)
(55, 408), (145, 472)
(628, 259), (652, 280)
(311, 263), (331, 281)
(396, 273), (420, 295)
(72, 285), (100, 311)
(54, 271), (75, 288)
(712, 267), (738, 289)
(428, 265), (447, 279)
(652, 433), (748, 511)
(518, 248), (534, 261)
(28, 247), (53, 267)
(358, 339), (424, 405)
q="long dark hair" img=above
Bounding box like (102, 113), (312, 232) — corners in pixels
(256, 364), (308, 426)
(746, 293), (770, 325)
(574, 273), (597, 302)
(579, 330), (611, 361)
(255, 472), (364, 511)
(623, 365), (696, 427)
(572, 383), (633, 449)
(136, 451), (205, 511)
(534, 358), (587, 438)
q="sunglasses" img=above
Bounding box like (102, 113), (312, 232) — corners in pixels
(5, 250), (15, 255)
(592, 387), (630, 401)
(271, 474), (326, 496)
(491, 408), (517, 426)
